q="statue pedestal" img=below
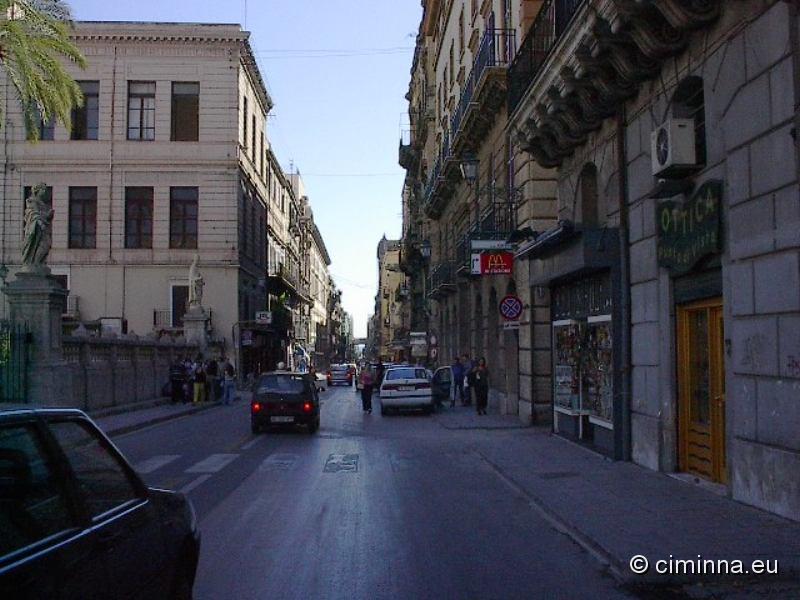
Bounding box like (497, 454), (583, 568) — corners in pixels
(3, 271), (67, 405)
(183, 306), (209, 354)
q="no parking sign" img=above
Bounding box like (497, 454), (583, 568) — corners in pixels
(499, 295), (523, 322)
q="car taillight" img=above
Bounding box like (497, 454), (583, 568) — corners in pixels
(252, 402), (262, 413)
(303, 402), (313, 413)
(416, 382), (431, 389)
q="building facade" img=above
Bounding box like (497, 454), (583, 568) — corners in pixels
(401, 0), (800, 521)
(0, 21), (337, 375)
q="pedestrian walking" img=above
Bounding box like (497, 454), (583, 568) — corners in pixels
(205, 357), (219, 403)
(474, 357), (489, 415)
(360, 367), (375, 413)
(192, 358), (207, 404)
(451, 356), (464, 408)
(463, 353), (475, 406)
(222, 360), (236, 405)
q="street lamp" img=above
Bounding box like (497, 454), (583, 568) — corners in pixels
(418, 240), (432, 260)
(459, 156), (479, 185)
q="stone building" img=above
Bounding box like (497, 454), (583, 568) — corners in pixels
(0, 21), (334, 373)
(371, 237), (407, 362)
(401, 1), (800, 520)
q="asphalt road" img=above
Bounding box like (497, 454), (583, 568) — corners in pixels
(113, 385), (632, 600)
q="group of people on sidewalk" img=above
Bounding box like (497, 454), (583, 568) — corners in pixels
(451, 354), (490, 415)
(168, 354), (237, 406)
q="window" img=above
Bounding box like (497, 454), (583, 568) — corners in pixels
(71, 81), (99, 140)
(127, 81), (156, 141)
(48, 421), (140, 519)
(28, 106), (55, 141)
(68, 187), (97, 249)
(0, 423), (76, 556)
(242, 96), (248, 148)
(385, 368), (428, 381)
(124, 187), (153, 249)
(579, 163), (599, 228)
(449, 42), (455, 87)
(169, 187), (198, 249)
(171, 82), (199, 141)
(251, 115), (256, 161)
(259, 130), (264, 176)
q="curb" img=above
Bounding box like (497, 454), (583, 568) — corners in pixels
(102, 401), (222, 437)
(477, 451), (800, 589)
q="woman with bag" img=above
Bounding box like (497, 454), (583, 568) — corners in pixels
(474, 357), (490, 415)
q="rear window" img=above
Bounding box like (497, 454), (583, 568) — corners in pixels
(257, 375), (308, 394)
(385, 368), (428, 381)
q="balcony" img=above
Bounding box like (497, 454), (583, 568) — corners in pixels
(267, 262), (299, 294)
(508, 0), (585, 115)
(426, 262), (456, 300)
(455, 202), (517, 275)
(398, 128), (419, 171)
(421, 130), (460, 220)
(450, 28), (516, 157)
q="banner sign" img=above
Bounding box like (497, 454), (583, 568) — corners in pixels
(471, 239), (513, 251)
(656, 180), (722, 275)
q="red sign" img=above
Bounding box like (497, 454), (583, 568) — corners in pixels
(480, 251), (514, 275)
(500, 295), (524, 321)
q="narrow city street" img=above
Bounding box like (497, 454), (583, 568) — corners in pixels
(113, 386), (630, 600)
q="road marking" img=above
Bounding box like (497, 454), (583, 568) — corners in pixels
(240, 437), (262, 451)
(179, 474), (212, 495)
(324, 453), (359, 473)
(135, 454), (181, 474)
(185, 453), (239, 473)
(259, 453), (299, 471)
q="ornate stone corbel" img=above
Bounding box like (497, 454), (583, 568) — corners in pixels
(651, 0), (721, 31)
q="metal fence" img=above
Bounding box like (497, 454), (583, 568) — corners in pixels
(0, 320), (30, 403)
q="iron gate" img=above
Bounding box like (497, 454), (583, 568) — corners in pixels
(0, 320), (30, 403)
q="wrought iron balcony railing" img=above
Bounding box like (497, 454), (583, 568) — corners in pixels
(508, 0), (585, 114)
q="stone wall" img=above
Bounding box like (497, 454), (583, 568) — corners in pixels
(58, 333), (199, 412)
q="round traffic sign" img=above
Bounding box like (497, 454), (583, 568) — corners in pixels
(499, 295), (523, 321)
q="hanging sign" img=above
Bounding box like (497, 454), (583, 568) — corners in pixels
(482, 251), (514, 275)
(656, 180), (722, 275)
(499, 295), (524, 321)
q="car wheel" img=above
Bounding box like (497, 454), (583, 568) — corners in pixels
(308, 418), (319, 434)
(251, 422), (261, 434)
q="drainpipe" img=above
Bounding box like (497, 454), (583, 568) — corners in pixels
(107, 46), (118, 316)
(617, 107), (632, 462)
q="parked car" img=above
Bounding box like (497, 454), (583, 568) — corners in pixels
(379, 366), (435, 415)
(0, 406), (200, 600)
(327, 364), (353, 387)
(431, 366), (455, 407)
(251, 372), (320, 434)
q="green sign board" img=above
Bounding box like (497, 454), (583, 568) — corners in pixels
(656, 180), (723, 275)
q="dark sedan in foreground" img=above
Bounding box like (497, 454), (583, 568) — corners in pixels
(0, 406), (200, 600)
(251, 372), (320, 434)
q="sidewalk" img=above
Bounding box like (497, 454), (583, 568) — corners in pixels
(471, 426), (800, 590)
(433, 401), (526, 430)
(92, 391), (252, 437)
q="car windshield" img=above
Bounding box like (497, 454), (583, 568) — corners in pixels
(385, 368), (427, 381)
(256, 375), (307, 394)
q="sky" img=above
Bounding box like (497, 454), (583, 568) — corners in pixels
(68, 0), (421, 338)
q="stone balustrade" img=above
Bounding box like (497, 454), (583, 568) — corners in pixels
(56, 330), (199, 412)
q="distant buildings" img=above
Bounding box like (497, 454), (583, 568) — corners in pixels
(367, 236), (408, 362)
(0, 21), (348, 372)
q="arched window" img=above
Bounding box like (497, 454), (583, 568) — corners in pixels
(579, 163), (599, 228)
(671, 76), (707, 165)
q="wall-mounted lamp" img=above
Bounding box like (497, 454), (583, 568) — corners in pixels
(419, 240), (432, 259)
(459, 156), (479, 185)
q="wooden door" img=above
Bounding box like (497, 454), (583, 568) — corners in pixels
(677, 298), (726, 483)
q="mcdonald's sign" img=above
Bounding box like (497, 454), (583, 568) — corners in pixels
(479, 251), (514, 275)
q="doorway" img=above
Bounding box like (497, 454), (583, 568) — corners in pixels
(677, 298), (726, 483)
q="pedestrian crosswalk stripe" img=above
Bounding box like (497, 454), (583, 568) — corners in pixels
(135, 454), (181, 474)
(185, 453), (239, 473)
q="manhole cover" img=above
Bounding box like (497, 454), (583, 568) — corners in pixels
(536, 471), (579, 480)
(324, 453), (359, 473)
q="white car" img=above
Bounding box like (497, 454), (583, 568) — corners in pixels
(379, 366), (434, 415)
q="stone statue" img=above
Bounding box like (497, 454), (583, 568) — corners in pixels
(21, 183), (54, 272)
(188, 253), (204, 309)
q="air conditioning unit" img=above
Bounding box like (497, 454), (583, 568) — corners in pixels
(650, 118), (698, 178)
